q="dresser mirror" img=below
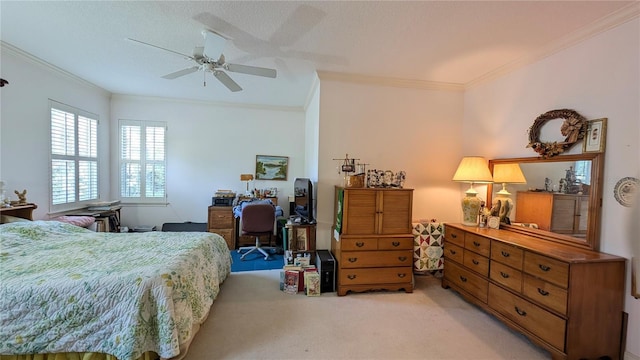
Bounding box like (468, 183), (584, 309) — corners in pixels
(487, 153), (604, 251)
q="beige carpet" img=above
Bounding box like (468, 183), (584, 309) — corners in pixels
(185, 270), (550, 360)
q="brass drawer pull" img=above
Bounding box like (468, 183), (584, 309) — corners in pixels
(451, 233), (458, 239)
(500, 271), (509, 278)
(473, 241), (481, 247)
(398, 256), (407, 262)
(347, 274), (357, 280)
(501, 251), (510, 257)
(539, 264), (551, 272)
(355, 242), (365, 247)
(459, 276), (467, 282)
(514, 306), (527, 316)
(348, 257), (358, 263)
(472, 259), (479, 265)
(398, 273), (406, 278)
(449, 249), (457, 255)
(537, 288), (550, 296)
(392, 241), (400, 247)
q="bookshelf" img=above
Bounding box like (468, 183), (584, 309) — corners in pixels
(284, 223), (316, 264)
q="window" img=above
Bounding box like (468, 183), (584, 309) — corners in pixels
(119, 120), (166, 203)
(50, 101), (99, 212)
(574, 160), (591, 185)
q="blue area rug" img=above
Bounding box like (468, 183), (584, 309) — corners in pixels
(230, 249), (284, 272)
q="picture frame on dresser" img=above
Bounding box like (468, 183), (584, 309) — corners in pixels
(255, 155), (288, 180)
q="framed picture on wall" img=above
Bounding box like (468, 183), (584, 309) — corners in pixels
(583, 118), (607, 153)
(255, 155), (288, 181)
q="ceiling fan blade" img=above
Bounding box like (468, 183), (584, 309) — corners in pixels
(213, 71), (242, 92)
(162, 66), (200, 79)
(202, 30), (226, 61)
(225, 63), (277, 78)
(126, 38), (192, 59)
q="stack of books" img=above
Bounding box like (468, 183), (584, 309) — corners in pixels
(281, 262), (320, 296)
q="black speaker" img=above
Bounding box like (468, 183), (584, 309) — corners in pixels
(315, 249), (336, 293)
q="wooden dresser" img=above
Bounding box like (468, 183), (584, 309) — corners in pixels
(515, 191), (588, 235)
(442, 223), (625, 360)
(331, 186), (414, 296)
(207, 206), (235, 250)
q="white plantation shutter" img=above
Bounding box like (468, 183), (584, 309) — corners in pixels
(120, 120), (166, 203)
(50, 101), (99, 211)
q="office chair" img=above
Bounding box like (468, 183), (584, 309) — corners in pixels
(238, 203), (276, 261)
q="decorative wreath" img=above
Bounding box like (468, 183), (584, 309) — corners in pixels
(526, 109), (586, 158)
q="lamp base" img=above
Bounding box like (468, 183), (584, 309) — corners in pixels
(461, 192), (481, 226)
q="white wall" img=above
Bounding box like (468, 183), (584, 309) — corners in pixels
(463, 18), (640, 359)
(0, 46), (112, 218)
(110, 95), (306, 228)
(316, 78), (465, 249)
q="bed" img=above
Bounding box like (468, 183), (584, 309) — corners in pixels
(0, 205), (231, 360)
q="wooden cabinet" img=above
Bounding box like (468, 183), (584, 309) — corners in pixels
(515, 191), (588, 235)
(207, 206), (235, 250)
(0, 203), (37, 221)
(442, 224), (625, 360)
(331, 187), (414, 296)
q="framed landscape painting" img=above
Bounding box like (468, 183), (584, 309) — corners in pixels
(255, 155), (288, 180)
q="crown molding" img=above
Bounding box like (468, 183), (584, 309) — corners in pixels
(110, 93), (304, 113)
(317, 71), (465, 92)
(1, 41), (111, 97)
(466, 2), (640, 89)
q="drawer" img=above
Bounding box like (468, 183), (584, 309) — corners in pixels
(340, 250), (412, 268)
(490, 261), (523, 293)
(339, 267), (412, 285)
(488, 284), (566, 351)
(491, 241), (524, 270)
(523, 274), (568, 316)
(524, 252), (569, 288)
(341, 238), (377, 251)
(463, 249), (489, 277)
(208, 209), (234, 227)
(445, 260), (488, 303)
(465, 233), (491, 257)
(443, 243), (464, 264)
(446, 227), (465, 247)
(378, 237), (413, 250)
(209, 228), (233, 246)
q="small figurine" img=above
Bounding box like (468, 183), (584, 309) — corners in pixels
(14, 189), (27, 204)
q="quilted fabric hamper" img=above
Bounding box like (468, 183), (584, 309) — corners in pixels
(412, 221), (444, 276)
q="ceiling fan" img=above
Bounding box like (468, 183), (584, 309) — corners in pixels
(127, 30), (277, 92)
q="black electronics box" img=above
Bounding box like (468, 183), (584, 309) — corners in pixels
(212, 197), (234, 206)
(315, 249), (336, 293)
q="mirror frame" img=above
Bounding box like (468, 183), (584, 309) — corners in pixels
(487, 153), (604, 251)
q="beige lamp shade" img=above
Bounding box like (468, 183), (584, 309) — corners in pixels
(240, 174), (254, 195)
(452, 156), (493, 226)
(492, 163), (526, 195)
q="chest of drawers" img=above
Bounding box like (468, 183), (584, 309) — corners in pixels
(443, 223), (625, 360)
(331, 187), (414, 296)
(207, 206), (235, 250)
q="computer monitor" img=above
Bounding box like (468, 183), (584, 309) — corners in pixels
(293, 178), (315, 224)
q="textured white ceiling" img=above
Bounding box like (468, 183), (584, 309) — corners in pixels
(1, 1), (637, 108)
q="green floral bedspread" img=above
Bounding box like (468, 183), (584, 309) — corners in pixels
(0, 221), (231, 360)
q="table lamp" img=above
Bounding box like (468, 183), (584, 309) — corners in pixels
(452, 156), (493, 226)
(240, 174), (254, 196)
(491, 163), (527, 223)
